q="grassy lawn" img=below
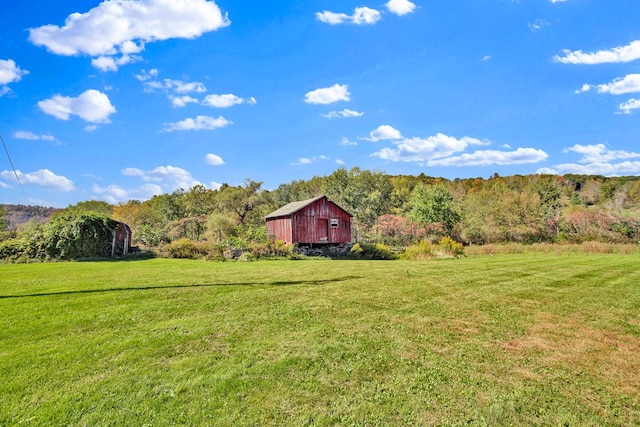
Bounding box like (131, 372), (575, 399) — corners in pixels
(1, 254), (639, 426)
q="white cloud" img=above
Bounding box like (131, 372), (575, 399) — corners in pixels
(13, 131), (57, 142)
(528, 20), (549, 31)
(341, 137), (358, 146)
(0, 59), (28, 95)
(170, 95), (199, 108)
(0, 169), (74, 191)
(323, 109), (364, 119)
(316, 7), (381, 25)
(163, 115), (231, 132)
(29, 0), (230, 71)
(371, 133), (490, 162)
(122, 165), (203, 191)
(551, 0), (567, 3)
(291, 155), (330, 166)
(563, 144), (640, 163)
(93, 183), (163, 204)
(427, 148), (549, 167)
(587, 74), (640, 95)
(364, 125), (403, 142)
(386, 0), (416, 16)
(554, 40), (640, 64)
(91, 54), (140, 72)
(202, 94), (257, 108)
(142, 77), (207, 94)
(304, 84), (350, 104)
(0, 59), (28, 85)
(13, 131), (40, 140)
(205, 153), (225, 165)
(37, 89), (116, 123)
(619, 98), (640, 114)
(315, 11), (350, 25)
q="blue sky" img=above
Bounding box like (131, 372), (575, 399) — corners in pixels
(1, 0), (639, 207)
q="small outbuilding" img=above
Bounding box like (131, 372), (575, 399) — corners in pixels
(112, 221), (133, 256)
(265, 195), (352, 245)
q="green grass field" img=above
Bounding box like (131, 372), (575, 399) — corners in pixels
(1, 254), (639, 426)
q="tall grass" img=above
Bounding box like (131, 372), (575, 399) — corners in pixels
(1, 255), (639, 425)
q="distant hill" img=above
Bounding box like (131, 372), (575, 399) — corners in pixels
(1, 204), (58, 230)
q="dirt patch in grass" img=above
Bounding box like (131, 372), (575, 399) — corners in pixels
(500, 312), (640, 396)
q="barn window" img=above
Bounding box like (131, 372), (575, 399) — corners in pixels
(330, 218), (339, 228)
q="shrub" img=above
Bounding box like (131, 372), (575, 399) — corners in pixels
(402, 240), (434, 260)
(0, 239), (26, 262)
(165, 238), (224, 259)
(349, 242), (396, 260)
(438, 237), (465, 257)
(237, 252), (255, 262)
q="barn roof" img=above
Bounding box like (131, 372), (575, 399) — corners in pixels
(264, 195), (351, 219)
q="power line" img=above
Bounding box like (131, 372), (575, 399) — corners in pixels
(1, 133), (27, 201)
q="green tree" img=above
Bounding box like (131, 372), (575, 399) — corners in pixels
(215, 180), (264, 226)
(409, 184), (460, 237)
(62, 200), (114, 216)
(323, 167), (393, 238)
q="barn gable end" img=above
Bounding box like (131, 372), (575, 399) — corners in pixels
(265, 195), (352, 244)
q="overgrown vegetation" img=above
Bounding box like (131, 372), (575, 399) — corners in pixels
(1, 212), (121, 261)
(2, 255), (639, 425)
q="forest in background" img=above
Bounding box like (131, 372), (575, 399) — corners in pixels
(2, 168), (640, 252)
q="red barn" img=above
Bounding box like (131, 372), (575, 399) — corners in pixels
(265, 195), (352, 244)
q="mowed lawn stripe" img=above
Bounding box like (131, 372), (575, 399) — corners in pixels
(1, 255), (639, 425)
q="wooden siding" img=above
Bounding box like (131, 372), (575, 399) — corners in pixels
(266, 217), (293, 243)
(266, 196), (351, 244)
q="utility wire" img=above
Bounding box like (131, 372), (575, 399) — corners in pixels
(1, 133), (27, 201)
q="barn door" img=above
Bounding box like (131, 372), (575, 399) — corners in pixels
(317, 218), (329, 242)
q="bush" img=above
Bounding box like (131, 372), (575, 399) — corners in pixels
(438, 237), (465, 257)
(0, 239), (26, 262)
(349, 242), (396, 260)
(402, 240), (434, 260)
(402, 237), (465, 260)
(165, 238), (224, 260)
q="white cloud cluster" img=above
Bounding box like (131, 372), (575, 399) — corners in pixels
(137, 69), (256, 111)
(323, 109), (364, 119)
(163, 115), (231, 132)
(554, 40), (640, 65)
(367, 127), (547, 167)
(316, 0), (415, 25)
(0, 169), (74, 191)
(560, 39), (640, 114)
(37, 89), (116, 124)
(29, 0), (230, 71)
(304, 84), (350, 104)
(0, 59), (28, 95)
(537, 144), (640, 176)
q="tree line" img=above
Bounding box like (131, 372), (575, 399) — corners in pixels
(2, 168), (640, 257)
